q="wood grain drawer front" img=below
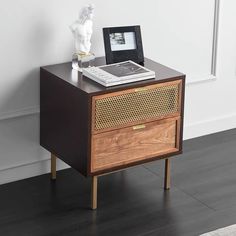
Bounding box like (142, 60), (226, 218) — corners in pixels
(91, 118), (179, 172)
(92, 80), (182, 134)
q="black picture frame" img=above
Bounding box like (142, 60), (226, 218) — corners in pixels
(103, 25), (144, 65)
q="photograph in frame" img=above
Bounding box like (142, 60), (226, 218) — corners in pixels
(103, 25), (144, 65)
(110, 32), (137, 51)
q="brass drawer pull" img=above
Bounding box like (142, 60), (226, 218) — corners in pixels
(133, 124), (146, 130)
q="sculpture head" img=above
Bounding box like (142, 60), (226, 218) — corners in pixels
(79, 4), (95, 24)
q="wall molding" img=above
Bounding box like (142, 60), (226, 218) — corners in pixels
(0, 2), (221, 121)
(186, 75), (217, 85)
(186, 0), (220, 84)
(211, 0), (220, 76)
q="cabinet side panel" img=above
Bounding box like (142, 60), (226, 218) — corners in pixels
(40, 69), (89, 176)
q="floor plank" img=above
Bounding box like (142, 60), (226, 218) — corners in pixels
(145, 129), (236, 211)
(1, 128), (236, 236)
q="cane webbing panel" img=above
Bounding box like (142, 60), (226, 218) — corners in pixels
(94, 83), (180, 131)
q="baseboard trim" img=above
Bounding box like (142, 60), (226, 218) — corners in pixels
(0, 157), (69, 185)
(1, 112), (236, 185)
(0, 106), (39, 121)
(0, 158), (49, 172)
(184, 112), (236, 140)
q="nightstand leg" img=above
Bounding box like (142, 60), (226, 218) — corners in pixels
(164, 158), (170, 190)
(91, 176), (98, 210)
(51, 153), (57, 180)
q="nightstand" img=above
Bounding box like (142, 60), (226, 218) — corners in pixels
(40, 57), (185, 209)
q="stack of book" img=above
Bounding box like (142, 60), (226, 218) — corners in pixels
(82, 60), (155, 87)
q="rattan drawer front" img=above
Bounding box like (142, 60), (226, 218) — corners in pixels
(91, 118), (179, 173)
(92, 80), (181, 133)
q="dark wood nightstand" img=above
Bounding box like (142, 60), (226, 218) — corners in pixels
(40, 57), (185, 209)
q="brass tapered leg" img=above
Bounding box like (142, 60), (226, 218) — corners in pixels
(164, 158), (170, 190)
(51, 153), (57, 180)
(91, 176), (98, 210)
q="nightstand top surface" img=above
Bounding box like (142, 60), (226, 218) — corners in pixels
(41, 57), (185, 95)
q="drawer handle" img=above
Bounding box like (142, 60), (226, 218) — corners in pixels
(133, 124), (146, 130)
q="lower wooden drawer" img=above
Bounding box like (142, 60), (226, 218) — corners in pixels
(91, 117), (180, 172)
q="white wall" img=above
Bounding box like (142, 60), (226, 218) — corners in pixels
(0, 0), (236, 184)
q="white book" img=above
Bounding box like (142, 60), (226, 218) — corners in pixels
(82, 60), (155, 87)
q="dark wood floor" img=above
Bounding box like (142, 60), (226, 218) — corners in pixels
(1, 129), (236, 236)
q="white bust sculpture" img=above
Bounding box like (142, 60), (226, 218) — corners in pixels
(70, 4), (95, 55)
